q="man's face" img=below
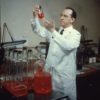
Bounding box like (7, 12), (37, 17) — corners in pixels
(60, 9), (75, 28)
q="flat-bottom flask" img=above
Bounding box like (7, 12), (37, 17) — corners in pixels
(33, 59), (52, 94)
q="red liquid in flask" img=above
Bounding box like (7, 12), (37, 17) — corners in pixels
(33, 67), (52, 94)
(38, 5), (44, 19)
(38, 11), (44, 19)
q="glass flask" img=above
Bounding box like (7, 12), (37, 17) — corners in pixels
(34, 5), (44, 19)
(22, 47), (34, 91)
(38, 5), (44, 19)
(3, 48), (28, 97)
(33, 59), (52, 94)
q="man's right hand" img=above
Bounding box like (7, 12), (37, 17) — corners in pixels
(32, 5), (40, 18)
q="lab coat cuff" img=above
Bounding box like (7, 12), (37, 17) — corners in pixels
(31, 17), (40, 26)
(52, 30), (59, 37)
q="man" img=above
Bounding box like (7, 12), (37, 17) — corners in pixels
(31, 5), (81, 100)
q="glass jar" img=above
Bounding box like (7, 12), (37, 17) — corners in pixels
(33, 59), (52, 94)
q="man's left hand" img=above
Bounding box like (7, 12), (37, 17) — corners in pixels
(43, 20), (55, 32)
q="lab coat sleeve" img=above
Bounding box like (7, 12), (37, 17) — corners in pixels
(31, 18), (52, 41)
(53, 30), (81, 51)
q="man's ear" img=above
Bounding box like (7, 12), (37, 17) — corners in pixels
(71, 18), (75, 23)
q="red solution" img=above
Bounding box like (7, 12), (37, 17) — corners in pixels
(22, 77), (33, 91)
(38, 5), (44, 19)
(3, 80), (28, 97)
(38, 11), (44, 19)
(33, 67), (52, 94)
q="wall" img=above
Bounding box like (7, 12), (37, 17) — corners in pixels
(0, 0), (100, 47)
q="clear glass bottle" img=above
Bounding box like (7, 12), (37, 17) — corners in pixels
(33, 59), (52, 94)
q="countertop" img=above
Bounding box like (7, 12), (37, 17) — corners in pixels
(77, 62), (100, 78)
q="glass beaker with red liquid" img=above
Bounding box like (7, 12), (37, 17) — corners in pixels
(33, 59), (52, 94)
(33, 5), (44, 19)
(38, 5), (44, 19)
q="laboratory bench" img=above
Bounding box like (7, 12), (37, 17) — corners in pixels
(0, 89), (69, 100)
(0, 61), (100, 100)
(76, 63), (100, 100)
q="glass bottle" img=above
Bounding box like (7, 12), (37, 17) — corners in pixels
(33, 59), (52, 94)
(33, 5), (44, 19)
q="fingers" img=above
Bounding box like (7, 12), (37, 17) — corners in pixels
(43, 20), (55, 32)
(44, 20), (50, 26)
(35, 4), (40, 10)
(43, 20), (51, 28)
(32, 5), (40, 17)
(32, 11), (36, 17)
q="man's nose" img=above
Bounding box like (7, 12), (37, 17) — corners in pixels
(60, 16), (64, 20)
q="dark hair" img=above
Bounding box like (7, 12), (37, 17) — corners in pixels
(65, 7), (77, 19)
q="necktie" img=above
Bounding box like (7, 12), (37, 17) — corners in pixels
(60, 29), (64, 35)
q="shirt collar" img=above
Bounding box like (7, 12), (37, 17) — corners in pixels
(59, 25), (73, 33)
(64, 25), (73, 31)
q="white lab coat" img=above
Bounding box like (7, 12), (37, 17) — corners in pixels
(31, 18), (81, 100)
